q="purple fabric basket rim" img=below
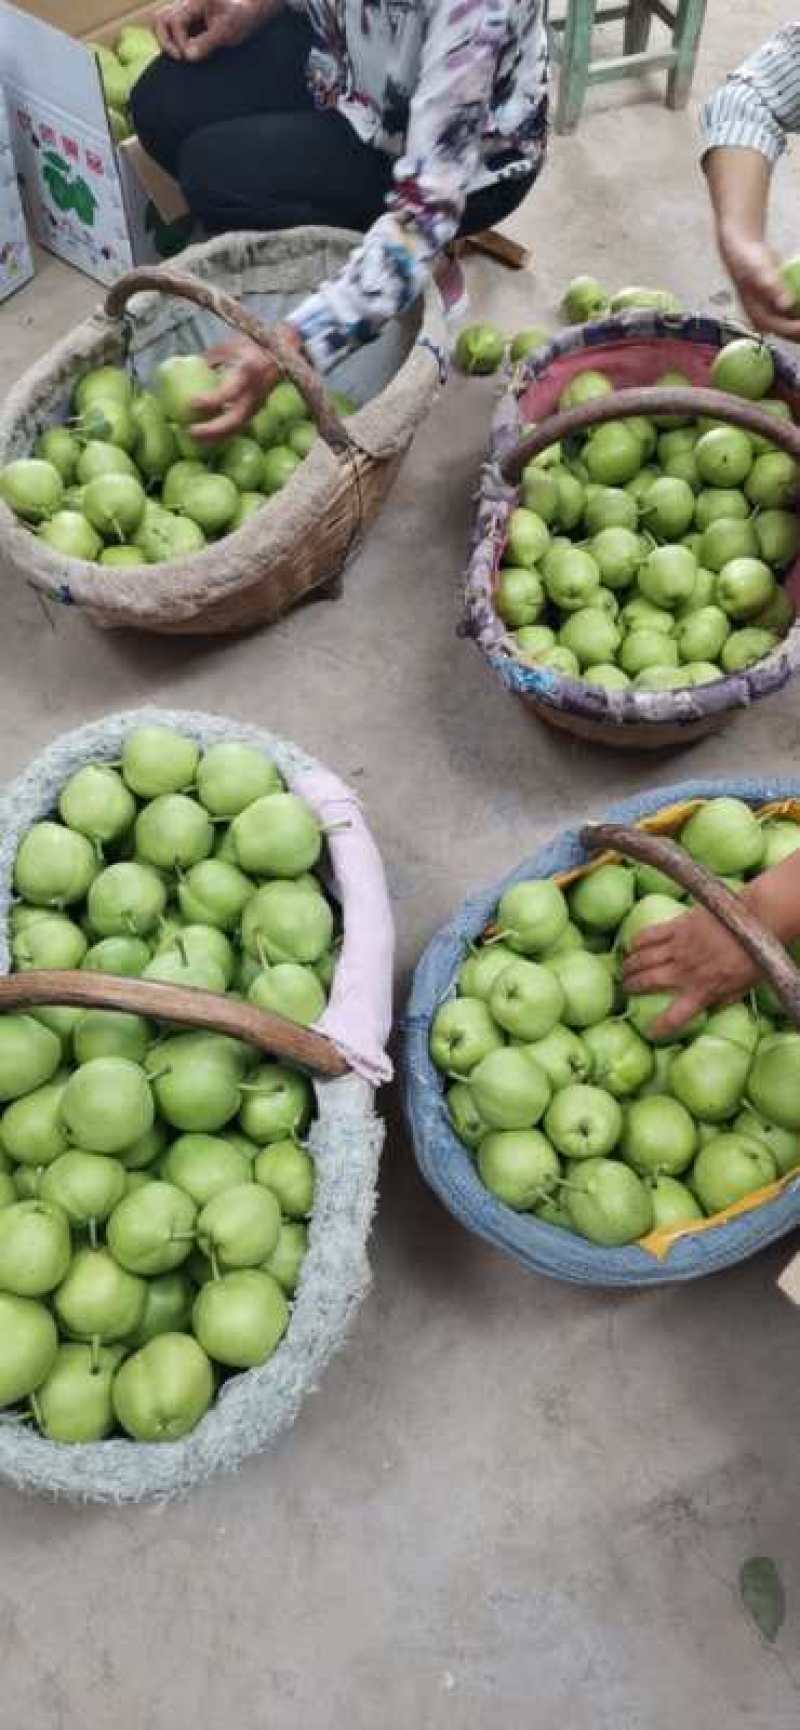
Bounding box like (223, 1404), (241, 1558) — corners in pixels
(463, 312), (800, 730)
(402, 777), (800, 1287)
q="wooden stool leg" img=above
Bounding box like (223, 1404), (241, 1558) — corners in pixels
(554, 0), (596, 134)
(623, 0), (652, 54)
(667, 0), (707, 110)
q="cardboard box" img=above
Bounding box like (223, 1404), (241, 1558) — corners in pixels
(0, 76), (34, 301)
(0, 0), (197, 285)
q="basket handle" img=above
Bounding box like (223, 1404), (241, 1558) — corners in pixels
(0, 970), (349, 1078)
(105, 266), (351, 454)
(581, 820), (800, 1028)
(502, 386), (800, 484)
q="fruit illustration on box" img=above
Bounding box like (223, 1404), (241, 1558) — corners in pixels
(71, 178), (97, 226)
(41, 151), (98, 227)
(40, 149), (70, 210)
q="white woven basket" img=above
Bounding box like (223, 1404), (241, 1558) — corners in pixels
(0, 707), (394, 1502)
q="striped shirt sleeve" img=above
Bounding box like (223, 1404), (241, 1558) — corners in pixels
(700, 25), (800, 164)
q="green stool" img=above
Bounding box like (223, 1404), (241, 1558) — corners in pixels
(550, 0), (708, 133)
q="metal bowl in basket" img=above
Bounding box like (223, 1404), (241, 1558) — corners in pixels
(0, 708), (393, 1502)
(0, 229), (445, 636)
(403, 778), (800, 1287)
(463, 313), (800, 749)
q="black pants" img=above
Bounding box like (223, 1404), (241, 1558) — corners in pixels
(131, 11), (533, 237)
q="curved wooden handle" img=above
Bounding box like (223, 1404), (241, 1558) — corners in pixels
(105, 266), (351, 454)
(0, 971), (349, 1078)
(581, 821), (800, 1028)
(502, 385), (800, 483)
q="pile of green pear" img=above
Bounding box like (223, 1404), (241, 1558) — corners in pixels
(561, 275), (681, 324)
(453, 285), (682, 376)
(0, 358), (354, 568)
(430, 796), (800, 1248)
(89, 26), (160, 145)
(0, 724), (341, 1443)
(455, 324), (551, 375)
(564, 260), (800, 327)
(497, 337), (798, 691)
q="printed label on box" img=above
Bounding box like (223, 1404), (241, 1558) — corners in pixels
(116, 144), (198, 267)
(7, 83), (132, 283)
(0, 81), (33, 303)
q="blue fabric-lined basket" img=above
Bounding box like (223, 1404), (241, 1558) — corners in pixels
(462, 312), (800, 750)
(403, 779), (800, 1286)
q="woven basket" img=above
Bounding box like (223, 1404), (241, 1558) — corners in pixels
(404, 778), (800, 1287)
(0, 707), (393, 1502)
(0, 228), (445, 636)
(464, 312), (800, 749)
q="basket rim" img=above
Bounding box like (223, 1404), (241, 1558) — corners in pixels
(0, 707), (391, 1500)
(403, 776), (800, 1288)
(463, 311), (800, 730)
(0, 227), (446, 619)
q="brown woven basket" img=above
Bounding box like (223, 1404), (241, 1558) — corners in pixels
(464, 314), (800, 750)
(0, 229), (445, 636)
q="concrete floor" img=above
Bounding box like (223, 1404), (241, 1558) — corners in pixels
(2, 3), (800, 1725)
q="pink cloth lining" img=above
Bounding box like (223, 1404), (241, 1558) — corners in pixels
(289, 763), (394, 1087)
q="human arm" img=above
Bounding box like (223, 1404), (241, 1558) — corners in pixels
(701, 24), (800, 339)
(622, 852), (800, 1036)
(156, 0), (280, 62)
(286, 0), (546, 371)
(189, 0), (546, 431)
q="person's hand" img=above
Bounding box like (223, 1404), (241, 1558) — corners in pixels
(156, 0), (265, 61)
(622, 904), (760, 1039)
(188, 328), (303, 442)
(717, 227), (800, 342)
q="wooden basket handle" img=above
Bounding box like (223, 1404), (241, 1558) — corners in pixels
(0, 970), (349, 1078)
(502, 386), (800, 484)
(105, 266), (351, 454)
(581, 821), (800, 1028)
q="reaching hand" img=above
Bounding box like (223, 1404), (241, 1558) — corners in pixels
(188, 329), (303, 442)
(718, 228), (800, 342)
(156, 0), (265, 62)
(622, 905), (760, 1039)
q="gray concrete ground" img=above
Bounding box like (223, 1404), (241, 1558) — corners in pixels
(2, 4), (800, 1726)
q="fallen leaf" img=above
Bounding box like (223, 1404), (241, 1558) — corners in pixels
(739, 1556), (786, 1643)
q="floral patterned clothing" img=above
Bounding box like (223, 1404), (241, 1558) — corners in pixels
(288, 0), (549, 369)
